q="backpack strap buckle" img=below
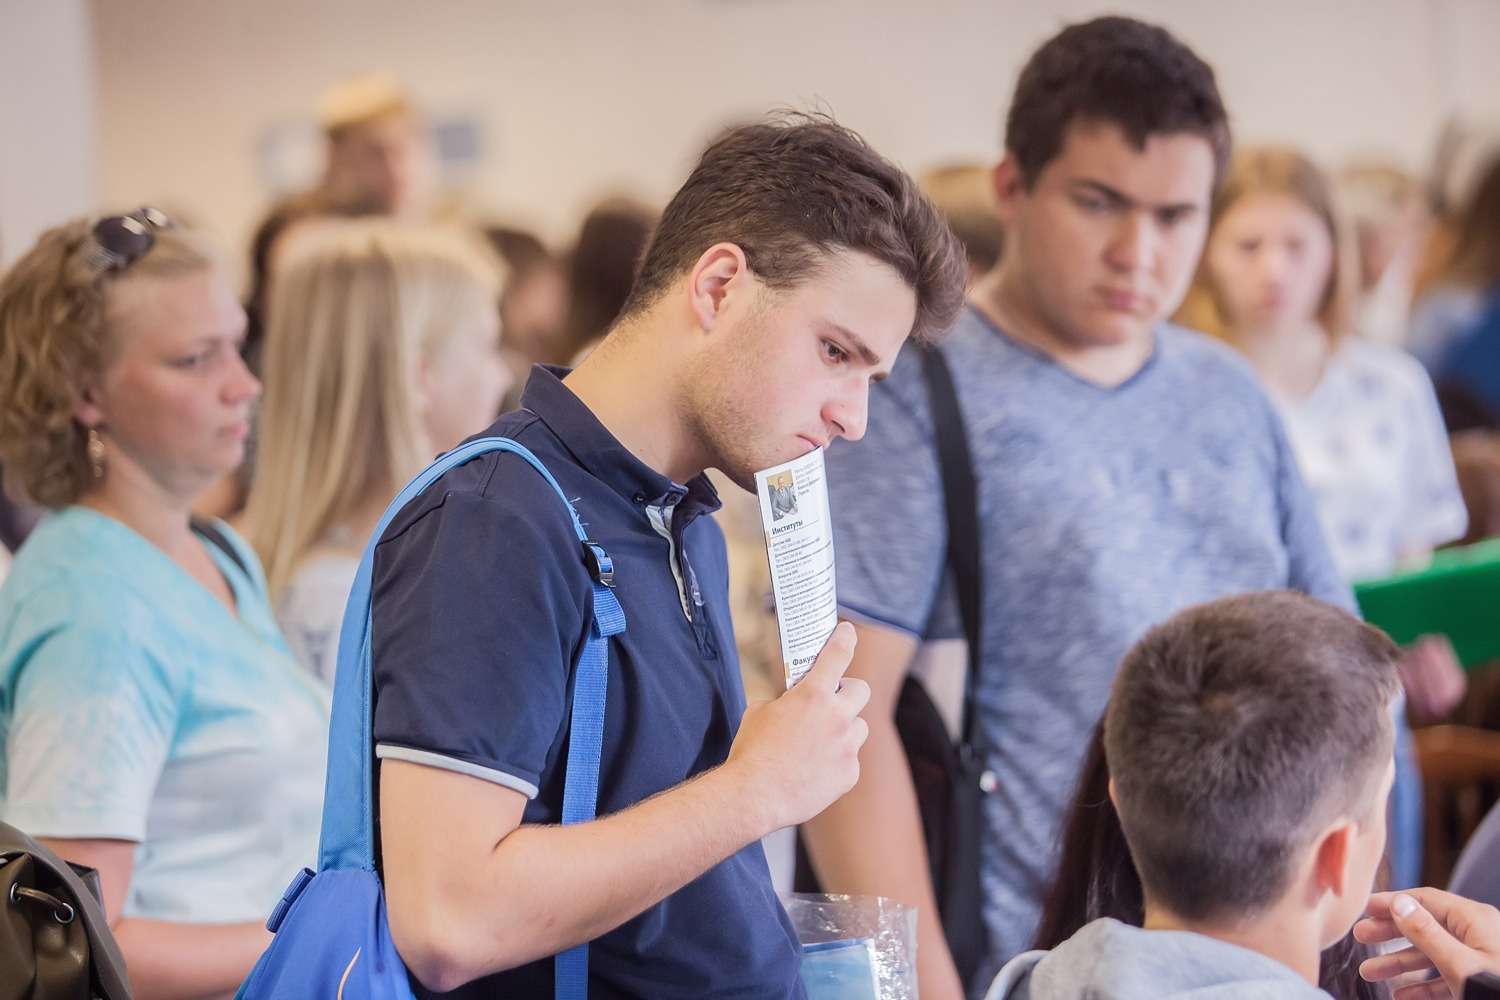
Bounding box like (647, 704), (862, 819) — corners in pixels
(581, 540), (615, 588)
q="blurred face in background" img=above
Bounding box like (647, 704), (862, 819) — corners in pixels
(1204, 192), (1335, 336)
(420, 298), (512, 451)
(500, 260), (569, 366)
(996, 120), (1216, 352)
(325, 112), (436, 220)
(81, 265), (260, 502)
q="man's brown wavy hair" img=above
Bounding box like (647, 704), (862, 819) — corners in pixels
(620, 111), (967, 347)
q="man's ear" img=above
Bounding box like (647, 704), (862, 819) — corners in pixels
(1311, 819), (1356, 899)
(686, 243), (750, 333)
(992, 155), (1027, 227)
(1106, 776), (1118, 809)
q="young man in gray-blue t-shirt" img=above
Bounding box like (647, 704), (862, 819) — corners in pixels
(804, 18), (1354, 1000)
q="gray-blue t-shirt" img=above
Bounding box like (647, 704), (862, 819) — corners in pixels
(825, 305), (1352, 985)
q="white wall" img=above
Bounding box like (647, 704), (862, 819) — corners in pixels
(0, 0), (98, 267)
(84, 0), (1500, 272)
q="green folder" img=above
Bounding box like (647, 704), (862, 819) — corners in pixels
(1354, 538), (1500, 671)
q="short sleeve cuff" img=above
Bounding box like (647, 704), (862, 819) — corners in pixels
(1, 802), (147, 842)
(837, 602), (923, 643)
(375, 744), (540, 799)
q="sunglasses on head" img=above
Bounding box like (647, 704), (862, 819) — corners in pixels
(78, 206), (175, 274)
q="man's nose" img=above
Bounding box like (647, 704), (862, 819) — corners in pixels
(1107, 211), (1157, 273)
(826, 386), (869, 443)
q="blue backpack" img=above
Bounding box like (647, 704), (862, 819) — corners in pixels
(237, 437), (626, 1000)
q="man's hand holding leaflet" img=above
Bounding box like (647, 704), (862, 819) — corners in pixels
(381, 622), (869, 992)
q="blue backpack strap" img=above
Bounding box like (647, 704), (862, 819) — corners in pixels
(315, 436), (624, 998)
(554, 564), (626, 1000)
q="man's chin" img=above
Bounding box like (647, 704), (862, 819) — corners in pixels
(717, 466), (758, 493)
(1073, 318), (1155, 350)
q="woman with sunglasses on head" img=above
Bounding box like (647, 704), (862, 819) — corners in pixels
(0, 211), (330, 999)
(1176, 149), (1468, 892)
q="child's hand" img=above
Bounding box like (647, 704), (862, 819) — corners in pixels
(1399, 635), (1467, 723)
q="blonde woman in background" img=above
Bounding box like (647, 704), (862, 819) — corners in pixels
(1178, 148), (1468, 890)
(0, 211), (330, 999)
(242, 221), (511, 683)
(1180, 148), (1467, 583)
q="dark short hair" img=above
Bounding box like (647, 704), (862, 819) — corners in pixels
(622, 112), (966, 346)
(1104, 591), (1399, 925)
(1031, 720), (1390, 1000)
(1005, 16), (1231, 188)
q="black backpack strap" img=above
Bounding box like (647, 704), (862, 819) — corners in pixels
(919, 344), (982, 748)
(191, 516), (249, 577)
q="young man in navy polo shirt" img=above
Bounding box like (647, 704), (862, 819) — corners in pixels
(371, 114), (967, 998)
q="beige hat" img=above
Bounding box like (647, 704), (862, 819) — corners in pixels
(317, 73), (417, 137)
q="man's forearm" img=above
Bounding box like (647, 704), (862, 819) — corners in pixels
(383, 758), (772, 992)
(385, 623), (869, 993)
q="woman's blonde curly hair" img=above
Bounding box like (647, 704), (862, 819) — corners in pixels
(0, 215), (219, 509)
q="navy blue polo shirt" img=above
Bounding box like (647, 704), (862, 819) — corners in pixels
(370, 366), (806, 999)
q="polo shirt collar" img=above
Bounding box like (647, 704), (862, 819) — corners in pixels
(519, 365), (722, 516)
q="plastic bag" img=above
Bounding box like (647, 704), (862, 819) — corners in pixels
(785, 893), (917, 1000)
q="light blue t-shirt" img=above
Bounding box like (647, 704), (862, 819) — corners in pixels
(0, 507), (330, 923)
(825, 306), (1352, 988)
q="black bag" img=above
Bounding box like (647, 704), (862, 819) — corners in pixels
(899, 344), (988, 987)
(0, 821), (132, 1000)
(794, 346), (989, 988)
(1467, 972), (1500, 999)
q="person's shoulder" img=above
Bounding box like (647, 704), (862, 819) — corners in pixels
(280, 552), (359, 616)
(4, 511), (147, 610)
(0, 560), (166, 697)
(1337, 337), (1435, 396)
(1155, 322), (1280, 404)
(371, 428), (599, 633)
(1157, 322), (1258, 376)
(378, 412), (579, 546)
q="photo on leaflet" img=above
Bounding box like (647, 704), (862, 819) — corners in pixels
(767, 471), (799, 522)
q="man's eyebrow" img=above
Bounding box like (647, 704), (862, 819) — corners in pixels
(825, 322), (882, 368)
(1071, 179), (1200, 216)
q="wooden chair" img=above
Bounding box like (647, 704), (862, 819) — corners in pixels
(1415, 724), (1500, 887)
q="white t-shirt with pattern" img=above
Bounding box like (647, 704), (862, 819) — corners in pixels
(1275, 338), (1468, 582)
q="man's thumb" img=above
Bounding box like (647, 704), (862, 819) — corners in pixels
(1390, 894), (1467, 971)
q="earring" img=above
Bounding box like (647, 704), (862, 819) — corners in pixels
(86, 428), (105, 478)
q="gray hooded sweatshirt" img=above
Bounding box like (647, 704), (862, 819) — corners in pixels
(983, 919), (1333, 1000)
